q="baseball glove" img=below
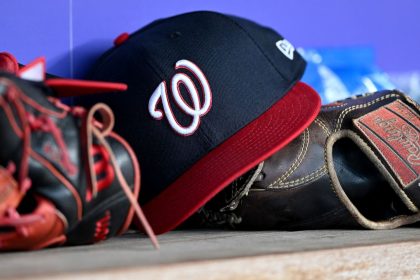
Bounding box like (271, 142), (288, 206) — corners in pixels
(0, 53), (157, 250)
(187, 90), (420, 230)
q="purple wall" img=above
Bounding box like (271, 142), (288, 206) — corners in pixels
(1, 0), (419, 77)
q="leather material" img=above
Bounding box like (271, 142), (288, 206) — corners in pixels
(188, 90), (420, 230)
(0, 72), (140, 250)
(0, 167), (21, 216)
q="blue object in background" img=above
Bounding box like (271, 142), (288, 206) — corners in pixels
(300, 47), (395, 103)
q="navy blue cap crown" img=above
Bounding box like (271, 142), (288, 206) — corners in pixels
(86, 11), (306, 203)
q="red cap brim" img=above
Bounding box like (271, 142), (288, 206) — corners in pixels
(143, 81), (321, 234)
(45, 79), (127, 98)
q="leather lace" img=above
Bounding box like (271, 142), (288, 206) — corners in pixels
(0, 79), (158, 248)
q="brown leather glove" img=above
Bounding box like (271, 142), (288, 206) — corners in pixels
(187, 90), (420, 230)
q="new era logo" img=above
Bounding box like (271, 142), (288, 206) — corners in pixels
(276, 39), (294, 60)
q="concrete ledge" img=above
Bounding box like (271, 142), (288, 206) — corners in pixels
(1, 229), (420, 279)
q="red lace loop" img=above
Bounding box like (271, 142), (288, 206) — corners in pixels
(27, 113), (77, 176)
(3, 161), (30, 193)
(93, 211), (111, 242)
(0, 207), (43, 228)
(6, 162), (16, 174)
(0, 81), (31, 193)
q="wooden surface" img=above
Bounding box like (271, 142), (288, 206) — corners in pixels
(1, 228), (420, 279)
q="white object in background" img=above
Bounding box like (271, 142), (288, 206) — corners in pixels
(317, 65), (350, 103)
(388, 72), (420, 102)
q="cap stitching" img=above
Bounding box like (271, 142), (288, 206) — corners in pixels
(134, 44), (214, 149)
(216, 13), (295, 81)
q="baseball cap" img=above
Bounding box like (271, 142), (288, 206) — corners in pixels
(83, 11), (321, 234)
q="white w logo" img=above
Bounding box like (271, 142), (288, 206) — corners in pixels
(148, 60), (212, 136)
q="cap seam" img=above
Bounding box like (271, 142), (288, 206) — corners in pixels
(136, 44), (167, 81)
(132, 11), (303, 84)
(129, 11), (214, 38)
(217, 13), (295, 81)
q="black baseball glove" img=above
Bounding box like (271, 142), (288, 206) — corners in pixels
(0, 52), (157, 250)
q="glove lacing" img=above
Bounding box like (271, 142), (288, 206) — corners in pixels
(0, 80), (158, 248)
